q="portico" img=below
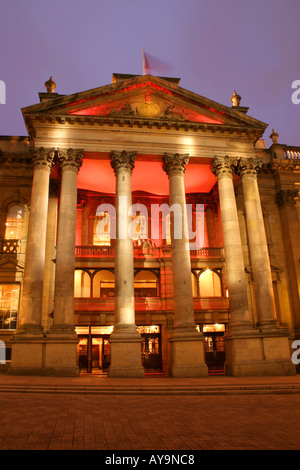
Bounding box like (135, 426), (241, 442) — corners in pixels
(4, 73), (297, 377)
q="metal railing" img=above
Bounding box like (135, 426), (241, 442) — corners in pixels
(75, 245), (224, 259)
(0, 239), (20, 254)
(284, 146), (300, 160)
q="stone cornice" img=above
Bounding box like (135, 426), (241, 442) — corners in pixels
(0, 153), (33, 168)
(266, 159), (300, 174)
(24, 113), (265, 140)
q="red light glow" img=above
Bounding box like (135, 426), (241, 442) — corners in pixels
(76, 159), (216, 195)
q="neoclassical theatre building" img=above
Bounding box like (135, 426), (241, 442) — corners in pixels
(0, 73), (299, 377)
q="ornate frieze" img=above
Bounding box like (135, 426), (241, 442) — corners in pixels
(162, 153), (189, 176)
(57, 148), (84, 172)
(110, 150), (136, 174)
(275, 189), (299, 207)
(30, 147), (56, 171)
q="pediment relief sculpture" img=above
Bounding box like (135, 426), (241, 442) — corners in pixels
(107, 93), (189, 121)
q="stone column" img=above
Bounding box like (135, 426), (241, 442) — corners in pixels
(163, 153), (208, 377)
(236, 158), (278, 329)
(211, 157), (254, 333)
(237, 158), (295, 375)
(44, 148), (83, 376)
(108, 150), (144, 377)
(9, 147), (55, 375)
(211, 156), (295, 376)
(211, 156), (263, 376)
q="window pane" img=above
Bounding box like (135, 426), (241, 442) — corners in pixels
(93, 210), (111, 246)
(0, 285), (20, 330)
(199, 270), (221, 297)
(74, 270), (91, 297)
(5, 204), (25, 240)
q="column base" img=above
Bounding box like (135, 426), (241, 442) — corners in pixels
(168, 326), (208, 378)
(224, 328), (296, 377)
(43, 328), (79, 376)
(108, 325), (144, 378)
(8, 335), (45, 376)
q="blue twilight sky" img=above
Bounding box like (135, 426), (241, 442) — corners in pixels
(0, 0), (299, 146)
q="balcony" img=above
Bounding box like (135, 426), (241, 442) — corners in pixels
(75, 245), (224, 260)
(74, 296), (229, 313)
(284, 146), (300, 160)
(0, 239), (20, 254)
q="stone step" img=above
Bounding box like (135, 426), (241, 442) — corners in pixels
(0, 383), (300, 395)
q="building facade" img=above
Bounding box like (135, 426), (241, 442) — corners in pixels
(0, 73), (299, 377)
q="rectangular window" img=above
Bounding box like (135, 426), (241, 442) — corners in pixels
(0, 285), (20, 330)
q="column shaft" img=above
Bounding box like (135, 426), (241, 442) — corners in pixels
(164, 155), (194, 328)
(9, 148), (55, 375)
(52, 149), (83, 331)
(115, 167), (135, 326)
(163, 153), (208, 377)
(211, 157), (253, 331)
(237, 158), (277, 329)
(108, 151), (144, 377)
(19, 148), (55, 332)
(43, 149), (83, 376)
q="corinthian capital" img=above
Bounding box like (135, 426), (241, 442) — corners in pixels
(57, 148), (84, 171)
(162, 153), (189, 176)
(210, 156), (237, 178)
(236, 158), (262, 179)
(30, 147), (56, 171)
(110, 151), (136, 174)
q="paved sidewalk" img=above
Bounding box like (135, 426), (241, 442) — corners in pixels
(0, 374), (299, 450)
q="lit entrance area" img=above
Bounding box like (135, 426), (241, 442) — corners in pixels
(198, 324), (226, 375)
(138, 325), (162, 373)
(76, 325), (162, 375)
(76, 326), (113, 374)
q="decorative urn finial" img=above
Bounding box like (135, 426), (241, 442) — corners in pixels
(231, 90), (241, 107)
(44, 76), (56, 93)
(270, 129), (279, 144)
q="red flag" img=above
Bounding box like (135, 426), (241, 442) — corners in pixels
(143, 50), (172, 76)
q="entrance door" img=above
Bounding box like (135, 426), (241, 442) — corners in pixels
(77, 334), (111, 374)
(204, 333), (226, 374)
(141, 333), (162, 372)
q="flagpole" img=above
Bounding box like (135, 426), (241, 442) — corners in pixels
(143, 48), (145, 75)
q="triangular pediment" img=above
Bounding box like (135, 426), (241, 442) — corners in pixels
(22, 74), (267, 133)
(0, 256), (24, 270)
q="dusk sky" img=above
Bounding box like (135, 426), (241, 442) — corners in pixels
(1, 0), (299, 146)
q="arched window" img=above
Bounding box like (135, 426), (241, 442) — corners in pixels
(5, 204), (25, 240)
(199, 269), (221, 297)
(93, 270), (115, 298)
(74, 270), (91, 298)
(134, 270), (159, 297)
(93, 209), (111, 246)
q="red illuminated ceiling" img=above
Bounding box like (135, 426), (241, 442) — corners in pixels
(76, 159), (217, 195)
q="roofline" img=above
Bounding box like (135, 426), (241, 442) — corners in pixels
(21, 74), (268, 132)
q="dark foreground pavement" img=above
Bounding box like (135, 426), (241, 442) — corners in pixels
(0, 374), (300, 450)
